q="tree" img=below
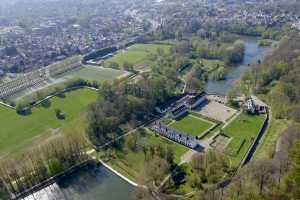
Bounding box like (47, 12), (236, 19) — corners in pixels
(212, 66), (225, 80)
(55, 108), (65, 120)
(166, 146), (175, 165)
(289, 106), (300, 122)
(175, 30), (183, 41)
(191, 153), (204, 172)
(123, 61), (134, 72)
(125, 133), (139, 152)
(109, 62), (120, 69)
(0, 180), (10, 200)
(16, 102), (31, 115)
(185, 65), (206, 92)
(16, 103), (26, 114)
(157, 144), (166, 159)
(288, 140), (300, 199)
(145, 156), (170, 185)
(251, 157), (276, 194)
(223, 40), (245, 65)
(134, 187), (154, 200)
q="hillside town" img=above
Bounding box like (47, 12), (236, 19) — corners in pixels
(0, 0), (299, 82)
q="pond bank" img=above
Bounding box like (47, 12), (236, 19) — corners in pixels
(13, 160), (93, 200)
(206, 36), (272, 95)
(20, 160), (135, 200)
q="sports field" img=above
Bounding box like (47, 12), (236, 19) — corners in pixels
(103, 130), (188, 181)
(0, 88), (97, 157)
(223, 113), (265, 166)
(66, 65), (126, 82)
(105, 43), (171, 68)
(170, 114), (215, 137)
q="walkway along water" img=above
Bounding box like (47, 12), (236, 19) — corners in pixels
(20, 161), (135, 200)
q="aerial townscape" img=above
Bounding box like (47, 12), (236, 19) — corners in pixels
(0, 0), (299, 200)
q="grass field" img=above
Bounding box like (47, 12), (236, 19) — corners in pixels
(105, 44), (171, 68)
(170, 114), (215, 137)
(254, 117), (290, 158)
(0, 88), (97, 157)
(211, 134), (231, 152)
(66, 65), (126, 82)
(202, 59), (225, 71)
(103, 130), (189, 181)
(160, 118), (174, 125)
(223, 113), (265, 166)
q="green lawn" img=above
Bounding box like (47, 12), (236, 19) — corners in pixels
(170, 114), (214, 137)
(105, 44), (171, 68)
(202, 59), (225, 72)
(103, 130), (189, 181)
(160, 118), (174, 126)
(254, 118), (290, 158)
(0, 88), (97, 157)
(66, 65), (126, 82)
(223, 113), (265, 166)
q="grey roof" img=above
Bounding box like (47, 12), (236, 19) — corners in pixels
(251, 95), (267, 107)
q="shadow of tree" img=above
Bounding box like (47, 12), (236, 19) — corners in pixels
(56, 93), (66, 98)
(17, 108), (32, 116)
(41, 99), (52, 108)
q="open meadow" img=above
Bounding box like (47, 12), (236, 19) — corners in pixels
(66, 65), (126, 82)
(223, 113), (265, 166)
(105, 43), (171, 69)
(202, 59), (225, 71)
(0, 88), (97, 157)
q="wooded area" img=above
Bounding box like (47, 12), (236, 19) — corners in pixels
(0, 135), (89, 199)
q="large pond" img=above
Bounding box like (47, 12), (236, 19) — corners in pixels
(22, 165), (135, 200)
(205, 36), (272, 95)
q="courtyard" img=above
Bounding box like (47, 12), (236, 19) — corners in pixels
(167, 114), (216, 137)
(194, 100), (237, 122)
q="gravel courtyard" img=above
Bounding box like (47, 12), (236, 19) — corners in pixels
(195, 101), (237, 122)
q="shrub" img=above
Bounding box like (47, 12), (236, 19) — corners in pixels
(55, 108), (65, 120)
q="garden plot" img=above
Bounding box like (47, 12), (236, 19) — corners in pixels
(210, 134), (231, 152)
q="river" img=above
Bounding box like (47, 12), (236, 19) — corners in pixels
(205, 36), (272, 95)
(22, 165), (134, 200)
